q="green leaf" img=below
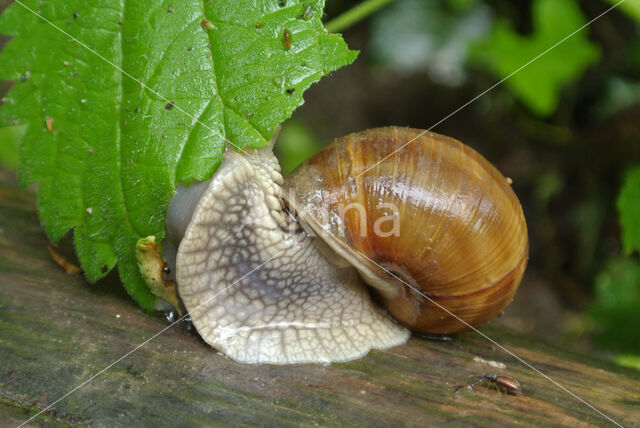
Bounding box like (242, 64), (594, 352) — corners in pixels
(589, 257), (640, 353)
(618, 166), (640, 254)
(615, 354), (640, 372)
(0, 124), (26, 170)
(471, 0), (600, 117)
(608, 0), (640, 22)
(369, 0), (489, 84)
(0, 0), (357, 311)
(274, 120), (320, 175)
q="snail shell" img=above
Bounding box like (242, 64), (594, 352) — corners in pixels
(285, 127), (529, 334)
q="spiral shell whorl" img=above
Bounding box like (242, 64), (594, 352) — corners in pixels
(285, 127), (528, 334)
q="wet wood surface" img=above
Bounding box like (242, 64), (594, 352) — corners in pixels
(1, 169), (639, 427)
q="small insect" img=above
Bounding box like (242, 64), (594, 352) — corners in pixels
(283, 29), (292, 50)
(201, 19), (216, 31)
(456, 374), (523, 396)
(165, 101), (174, 110)
(45, 116), (54, 133)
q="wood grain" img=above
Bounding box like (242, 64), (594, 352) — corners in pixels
(0, 170), (639, 427)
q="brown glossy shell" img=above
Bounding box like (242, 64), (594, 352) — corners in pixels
(285, 127), (528, 334)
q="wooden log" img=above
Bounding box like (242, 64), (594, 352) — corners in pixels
(0, 169), (639, 427)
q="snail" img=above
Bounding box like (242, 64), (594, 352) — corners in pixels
(151, 127), (528, 365)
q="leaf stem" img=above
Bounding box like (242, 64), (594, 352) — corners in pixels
(325, 0), (396, 33)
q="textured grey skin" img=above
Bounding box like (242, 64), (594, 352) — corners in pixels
(171, 146), (409, 364)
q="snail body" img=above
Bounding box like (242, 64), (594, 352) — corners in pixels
(160, 127), (528, 364)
